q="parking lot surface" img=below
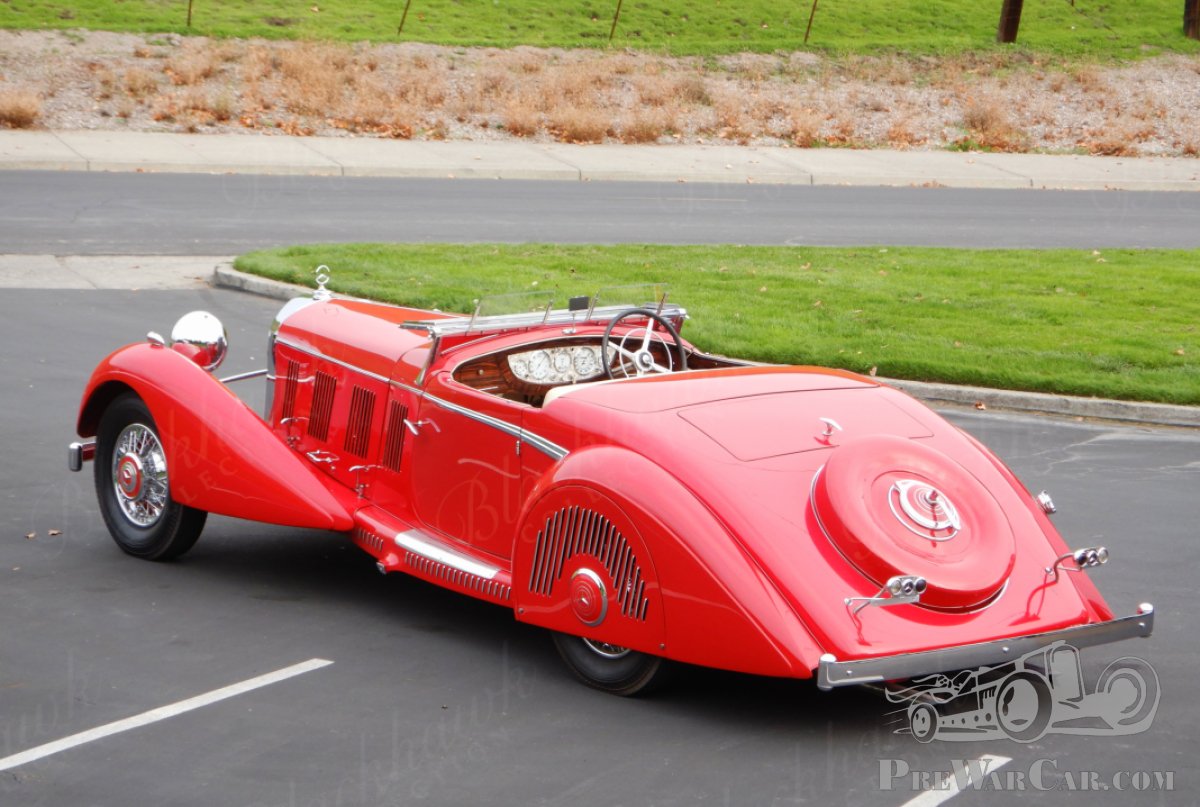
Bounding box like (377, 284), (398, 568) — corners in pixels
(2, 287), (1195, 806)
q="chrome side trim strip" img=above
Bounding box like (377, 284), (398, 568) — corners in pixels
(273, 338), (568, 461)
(816, 603), (1155, 690)
(395, 529), (499, 581)
(274, 337), (392, 385)
(422, 393), (569, 461)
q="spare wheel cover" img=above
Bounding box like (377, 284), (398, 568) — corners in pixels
(812, 434), (1015, 609)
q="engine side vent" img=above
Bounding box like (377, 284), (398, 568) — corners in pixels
(343, 386), (377, 458)
(381, 400), (409, 472)
(528, 506), (649, 621)
(281, 358), (300, 420)
(308, 370), (337, 441)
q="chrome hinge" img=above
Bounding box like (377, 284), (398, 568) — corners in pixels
(348, 464), (377, 498)
(306, 450), (338, 469)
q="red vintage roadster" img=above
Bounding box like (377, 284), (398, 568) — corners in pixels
(69, 280), (1153, 695)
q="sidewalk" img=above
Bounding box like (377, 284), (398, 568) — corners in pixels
(2, 129), (1199, 191)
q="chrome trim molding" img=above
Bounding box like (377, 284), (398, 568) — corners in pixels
(67, 440), (96, 472)
(272, 338), (568, 461)
(273, 336), (392, 385)
(395, 529), (499, 581)
(816, 603), (1155, 690)
(423, 393), (569, 461)
(219, 368), (268, 384)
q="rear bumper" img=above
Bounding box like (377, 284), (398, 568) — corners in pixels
(817, 603), (1155, 690)
(68, 440), (95, 472)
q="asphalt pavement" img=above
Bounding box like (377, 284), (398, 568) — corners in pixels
(2, 288), (1195, 806)
(3, 129), (1200, 191)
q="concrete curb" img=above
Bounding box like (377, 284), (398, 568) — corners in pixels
(3, 130), (1199, 191)
(211, 264), (1200, 428)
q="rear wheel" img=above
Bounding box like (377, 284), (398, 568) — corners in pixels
(551, 633), (668, 696)
(94, 392), (206, 560)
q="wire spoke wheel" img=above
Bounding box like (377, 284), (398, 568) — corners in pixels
(95, 392), (206, 561)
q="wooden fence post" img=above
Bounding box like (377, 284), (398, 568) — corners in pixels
(398, 0), (414, 34)
(997, 0), (1024, 43)
(609, 0), (625, 43)
(1185, 0), (1200, 39)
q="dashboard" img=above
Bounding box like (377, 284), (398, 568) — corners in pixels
(507, 345), (605, 385)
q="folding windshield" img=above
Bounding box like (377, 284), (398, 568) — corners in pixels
(401, 284), (680, 338)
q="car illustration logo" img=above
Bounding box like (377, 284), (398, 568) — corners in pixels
(886, 641), (1160, 743)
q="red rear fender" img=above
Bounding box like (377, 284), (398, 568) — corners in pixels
(516, 445), (824, 678)
(78, 343), (354, 531)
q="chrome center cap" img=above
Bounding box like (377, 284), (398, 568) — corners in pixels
(635, 351), (655, 371)
(889, 479), (961, 539)
(116, 453), (144, 499)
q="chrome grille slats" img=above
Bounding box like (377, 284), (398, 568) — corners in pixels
(404, 552), (511, 602)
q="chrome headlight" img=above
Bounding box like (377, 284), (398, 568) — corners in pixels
(170, 310), (228, 372)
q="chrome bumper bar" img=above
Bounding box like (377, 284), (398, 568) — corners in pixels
(817, 603), (1154, 690)
(68, 440), (96, 472)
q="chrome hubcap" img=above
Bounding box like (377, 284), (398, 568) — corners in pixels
(582, 638), (632, 660)
(111, 423), (169, 528)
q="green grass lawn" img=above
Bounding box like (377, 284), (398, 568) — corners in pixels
(2, 0), (1197, 57)
(235, 243), (1200, 405)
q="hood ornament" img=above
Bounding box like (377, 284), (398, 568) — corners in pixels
(313, 264), (333, 302)
(889, 479), (961, 540)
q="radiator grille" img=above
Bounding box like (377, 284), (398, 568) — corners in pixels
(281, 358), (300, 420)
(307, 370), (337, 441)
(528, 506), (649, 621)
(381, 400), (409, 472)
(343, 386), (376, 458)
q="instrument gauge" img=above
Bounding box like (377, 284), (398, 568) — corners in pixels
(527, 350), (552, 381)
(552, 350), (572, 375)
(572, 346), (600, 377)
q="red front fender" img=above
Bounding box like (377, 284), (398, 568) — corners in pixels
(77, 343), (354, 531)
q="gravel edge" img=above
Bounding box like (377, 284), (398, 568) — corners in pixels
(212, 263), (1200, 428)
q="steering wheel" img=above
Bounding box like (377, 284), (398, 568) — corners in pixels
(601, 308), (688, 379)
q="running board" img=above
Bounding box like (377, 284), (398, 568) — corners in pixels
(353, 507), (513, 605)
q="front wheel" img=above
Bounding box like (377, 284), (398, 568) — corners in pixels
(551, 633), (668, 697)
(94, 392), (206, 561)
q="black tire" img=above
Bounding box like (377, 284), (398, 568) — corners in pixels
(551, 632), (668, 697)
(908, 702), (940, 743)
(996, 670), (1053, 742)
(94, 392), (206, 561)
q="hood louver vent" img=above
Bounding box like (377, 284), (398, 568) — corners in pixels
(343, 386), (376, 458)
(308, 370), (337, 441)
(281, 358), (300, 420)
(529, 506), (649, 622)
(382, 400), (409, 472)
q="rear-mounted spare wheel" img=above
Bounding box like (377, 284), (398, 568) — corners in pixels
(811, 435), (1015, 609)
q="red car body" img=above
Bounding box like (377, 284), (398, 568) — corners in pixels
(70, 290), (1153, 693)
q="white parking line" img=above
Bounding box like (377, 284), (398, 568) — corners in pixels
(0, 658), (333, 772)
(897, 754), (1013, 807)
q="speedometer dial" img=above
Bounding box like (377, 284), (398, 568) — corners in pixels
(572, 346), (600, 378)
(527, 350), (552, 381)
